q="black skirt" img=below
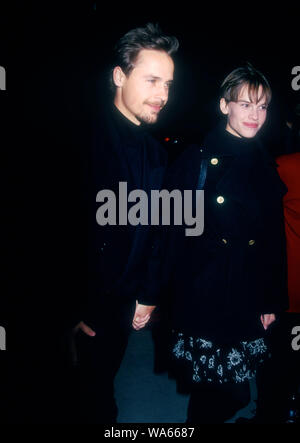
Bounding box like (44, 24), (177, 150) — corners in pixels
(170, 330), (270, 388)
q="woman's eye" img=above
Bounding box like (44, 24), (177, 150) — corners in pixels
(241, 103), (249, 108)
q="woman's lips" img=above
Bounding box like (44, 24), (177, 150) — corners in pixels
(243, 122), (258, 128)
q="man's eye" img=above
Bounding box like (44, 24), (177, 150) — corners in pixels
(148, 79), (156, 83)
(241, 103), (249, 108)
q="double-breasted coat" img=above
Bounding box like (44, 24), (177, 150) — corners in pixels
(162, 124), (289, 344)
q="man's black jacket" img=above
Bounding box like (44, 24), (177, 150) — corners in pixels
(74, 105), (167, 328)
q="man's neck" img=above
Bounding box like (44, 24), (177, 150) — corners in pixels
(113, 98), (141, 126)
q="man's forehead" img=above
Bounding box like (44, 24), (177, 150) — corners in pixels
(134, 49), (173, 67)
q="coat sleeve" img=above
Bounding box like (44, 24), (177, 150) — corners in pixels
(136, 147), (168, 306)
(137, 144), (201, 306)
(137, 225), (166, 306)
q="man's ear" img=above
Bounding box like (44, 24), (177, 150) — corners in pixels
(220, 98), (229, 115)
(113, 66), (126, 88)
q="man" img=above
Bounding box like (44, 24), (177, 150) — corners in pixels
(72, 23), (178, 423)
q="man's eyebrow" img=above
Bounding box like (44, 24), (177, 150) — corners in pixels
(145, 75), (173, 83)
(145, 75), (161, 79)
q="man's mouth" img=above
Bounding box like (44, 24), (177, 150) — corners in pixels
(147, 103), (163, 113)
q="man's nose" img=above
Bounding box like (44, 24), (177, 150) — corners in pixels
(155, 84), (168, 103)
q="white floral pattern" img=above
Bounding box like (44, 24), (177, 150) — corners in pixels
(172, 332), (269, 384)
(173, 336), (184, 358)
(227, 349), (243, 369)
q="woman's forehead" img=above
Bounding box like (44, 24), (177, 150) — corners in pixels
(238, 83), (267, 104)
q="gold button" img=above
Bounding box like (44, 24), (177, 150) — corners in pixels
(210, 158), (219, 165)
(222, 238), (228, 244)
(248, 239), (255, 246)
(217, 196), (225, 204)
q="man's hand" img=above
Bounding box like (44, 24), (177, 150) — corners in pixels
(260, 313), (276, 330)
(73, 321), (96, 337)
(132, 301), (156, 331)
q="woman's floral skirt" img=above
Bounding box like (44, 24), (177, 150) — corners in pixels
(171, 330), (270, 386)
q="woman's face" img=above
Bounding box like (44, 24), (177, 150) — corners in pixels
(220, 84), (268, 138)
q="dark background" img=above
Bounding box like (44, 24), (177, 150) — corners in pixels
(4, 3), (300, 140)
(3, 3), (300, 161)
(0, 1), (299, 422)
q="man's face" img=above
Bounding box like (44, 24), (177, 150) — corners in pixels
(220, 84), (268, 138)
(113, 49), (174, 125)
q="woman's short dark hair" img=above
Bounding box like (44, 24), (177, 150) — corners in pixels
(110, 22), (179, 90)
(220, 63), (272, 105)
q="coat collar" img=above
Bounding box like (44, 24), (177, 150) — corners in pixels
(93, 104), (166, 192)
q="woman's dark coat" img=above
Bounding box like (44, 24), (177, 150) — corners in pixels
(163, 125), (289, 344)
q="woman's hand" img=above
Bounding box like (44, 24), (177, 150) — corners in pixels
(260, 313), (276, 330)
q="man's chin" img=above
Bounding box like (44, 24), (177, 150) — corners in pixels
(137, 113), (159, 125)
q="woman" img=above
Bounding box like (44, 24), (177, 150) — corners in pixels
(164, 64), (289, 423)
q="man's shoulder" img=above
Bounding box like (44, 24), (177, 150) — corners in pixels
(92, 105), (116, 137)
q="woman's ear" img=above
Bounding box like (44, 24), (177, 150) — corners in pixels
(113, 66), (125, 88)
(219, 98), (229, 115)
